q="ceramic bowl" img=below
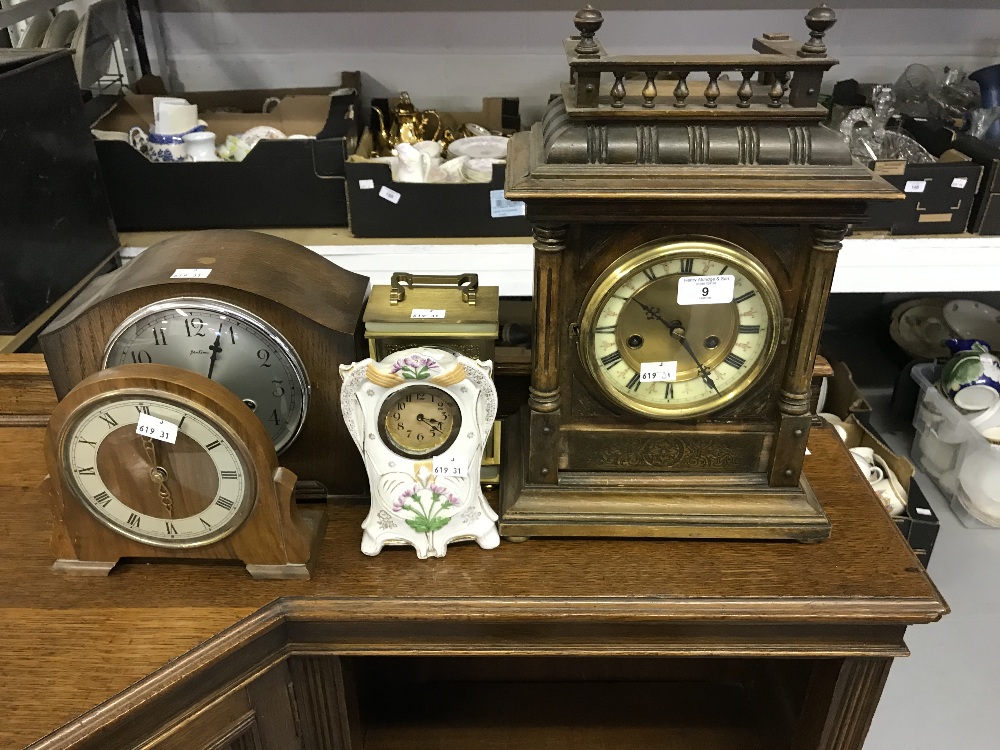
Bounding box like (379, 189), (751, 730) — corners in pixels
(889, 297), (953, 359)
(943, 299), (1000, 349)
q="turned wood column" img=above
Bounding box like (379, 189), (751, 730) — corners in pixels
(770, 223), (847, 487)
(527, 223), (566, 484)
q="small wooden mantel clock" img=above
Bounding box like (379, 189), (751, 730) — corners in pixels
(501, 6), (900, 541)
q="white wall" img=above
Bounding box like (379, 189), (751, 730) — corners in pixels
(140, 4), (1000, 122)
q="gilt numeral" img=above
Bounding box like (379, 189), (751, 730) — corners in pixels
(601, 351), (623, 369)
(724, 353), (747, 369)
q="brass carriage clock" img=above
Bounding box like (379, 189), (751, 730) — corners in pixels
(501, 6), (899, 540)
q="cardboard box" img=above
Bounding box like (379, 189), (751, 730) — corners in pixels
(862, 152), (982, 235)
(344, 98), (531, 238)
(820, 358), (873, 428)
(841, 415), (939, 566)
(901, 117), (1000, 236)
(90, 73), (361, 231)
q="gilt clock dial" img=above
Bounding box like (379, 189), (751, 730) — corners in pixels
(62, 393), (255, 548)
(103, 298), (309, 453)
(579, 239), (782, 418)
(377, 383), (462, 459)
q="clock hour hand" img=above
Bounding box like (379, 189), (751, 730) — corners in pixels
(668, 323), (722, 396)
(207, 332), (223, 380)
(140, 434), (174, 517)
(416, 414), (443, 435)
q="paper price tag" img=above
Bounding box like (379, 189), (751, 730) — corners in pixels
(639, 360), (677, 382)
(904, 180), (926, 193)
(676, 274), (735, 305)
(916, 506), (932, 516)
(135, 413), (179, 444)
(171, 268), (211, 279)
(379, 185), (401, 204)
(432, 455), (465, 477)
(358, 179), (375, 190)
(489, 189), (526, 218)
(410, 308), (446, 319)
(952, 177), (968, 189)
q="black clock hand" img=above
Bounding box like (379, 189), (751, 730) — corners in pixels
(632, 300), (721, 395)
(416, 414), (443, 435)
(207, 332), (222, 380)
(669, 323), (721, 396)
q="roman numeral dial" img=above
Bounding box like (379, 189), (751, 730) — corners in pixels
(63, 395), (252, 548)
(579, 239), (781, 419)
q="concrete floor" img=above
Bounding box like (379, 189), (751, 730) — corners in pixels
(863, 390), (1000, 750)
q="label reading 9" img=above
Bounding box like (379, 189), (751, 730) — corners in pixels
(676, 275), (736, 306)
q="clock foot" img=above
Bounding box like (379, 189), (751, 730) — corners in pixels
(245, 506), (327, 580)
(504, 536), (530, 543)
(53, 559), (116, 576)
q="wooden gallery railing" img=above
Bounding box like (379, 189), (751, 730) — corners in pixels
(562, 5), (839, 119)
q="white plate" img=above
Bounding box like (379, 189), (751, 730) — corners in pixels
(16, 11), (52, 49)
(889, 296), (952, 359)
(42, 9), (79, 48)
(447, 135), (509, 161)
(943, 299), (1000, 348)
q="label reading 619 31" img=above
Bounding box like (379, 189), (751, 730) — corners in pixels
(135, 413), (179, 444)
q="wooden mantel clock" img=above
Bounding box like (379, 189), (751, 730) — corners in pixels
(39, 230), (370, 498)
(501, 6), (900, 540)
(44, 364), (325, 578)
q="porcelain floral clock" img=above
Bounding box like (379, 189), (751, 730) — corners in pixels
(340, 347), (499, 558)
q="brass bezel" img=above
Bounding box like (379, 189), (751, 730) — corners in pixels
(59, 388), (258, 549)
(578, 237), (782, 419)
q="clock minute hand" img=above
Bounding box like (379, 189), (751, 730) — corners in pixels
(668, 323), (722, 396)
(416, 414), (443, 435)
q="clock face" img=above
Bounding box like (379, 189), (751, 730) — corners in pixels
(578, 239), (782, 419)
(103, 298), (309, 453)
(377, 384), (462, 459)
(61, 393), (255, 548)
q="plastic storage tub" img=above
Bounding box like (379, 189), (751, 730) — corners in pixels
(910, 362), (1000, 527)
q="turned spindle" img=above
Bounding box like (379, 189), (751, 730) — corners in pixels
(642, 73), (657, 108)
(704, 71), (721, 108)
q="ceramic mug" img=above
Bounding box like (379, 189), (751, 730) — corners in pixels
(849, 447), (884, 483)
(940, 338), (1000, 411)
(182, 131), (219, 162)
(129, 126), (204, 163)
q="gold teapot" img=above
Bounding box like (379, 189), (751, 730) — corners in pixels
(372, 92), (442, 154)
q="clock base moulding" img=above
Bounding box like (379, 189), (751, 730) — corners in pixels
(499, 409), (829, 541)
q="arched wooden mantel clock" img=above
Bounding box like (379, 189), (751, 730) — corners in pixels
(500, 6), (900, 541)
(39, 230), (370, 498)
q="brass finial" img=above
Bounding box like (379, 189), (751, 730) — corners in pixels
(574, 6), (604, 56)
(800, 5), (837, 57)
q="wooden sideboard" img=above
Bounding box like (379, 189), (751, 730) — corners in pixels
(0, 354), (947, 750)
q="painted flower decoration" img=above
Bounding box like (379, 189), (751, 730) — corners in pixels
(391, 354), (440, 380)
(390, 472), (462, 537)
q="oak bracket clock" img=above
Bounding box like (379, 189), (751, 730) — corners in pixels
(39, 230), (370, 498)
(500, 6), (900, 540)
